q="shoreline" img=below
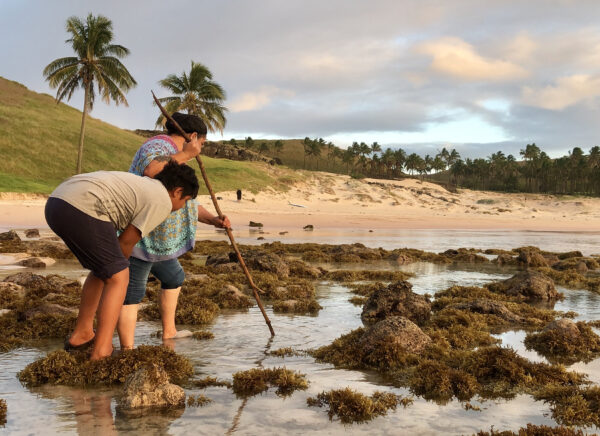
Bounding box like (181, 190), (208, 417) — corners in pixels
(1, 175), (599, 232)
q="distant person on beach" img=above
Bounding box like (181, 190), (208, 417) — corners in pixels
(237, 189), (242, 201)
(117, 112), (230, 350)
(45, 162), (199, 360)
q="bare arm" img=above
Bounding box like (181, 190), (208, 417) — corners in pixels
(118, 224), (142, 258)
(198, 204), (231, 228)
(143, 133), (203, 178)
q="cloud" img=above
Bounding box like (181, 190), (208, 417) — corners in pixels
(229, 87), (295, 112)
(521, 74), (600, 110)
(419, 37), (529, 81)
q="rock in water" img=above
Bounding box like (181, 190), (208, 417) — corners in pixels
(249, 221), (263, 228)
(452, 299), (525, 323)
(361, 281), (431, 325)
(17, 257), (55, 268)
(490, 271), (561, 301)
(24, 229), (40, 238)
(516, 247), (549, 267)
(359, 316), (431, 356)
(119, 364), (185, 409)
(303, 225), (314, 230)
(0, 230), (20, 241)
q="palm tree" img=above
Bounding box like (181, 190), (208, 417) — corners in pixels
(156, 61), (227, 133)
(245, 136), (254, 149)
(258, 142), (269, 155)
(43, 13), (136, 173)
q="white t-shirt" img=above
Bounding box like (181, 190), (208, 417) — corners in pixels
(50, 171), (172, 237)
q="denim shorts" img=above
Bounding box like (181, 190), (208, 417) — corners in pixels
(123, 257), (185, 305)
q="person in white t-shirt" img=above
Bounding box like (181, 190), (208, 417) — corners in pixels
(45, 161), (199, 360)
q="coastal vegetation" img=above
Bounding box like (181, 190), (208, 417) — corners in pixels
(155, 61), (228, 133)
(43, 13), (136, 174)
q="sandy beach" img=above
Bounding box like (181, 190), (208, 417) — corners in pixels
(1, 174), (599, 232)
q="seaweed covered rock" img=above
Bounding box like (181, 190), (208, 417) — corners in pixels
(409, 360), (478, 403)
(18, 345), (193, 386)
(23, 302), (77, 320)
(24, 229), (40, 238)
(214, 284), (253, 309)
(361, 281), (431, 325)
(0, 230), (25, 253)
(0, 282), (25, 308)
(554, 257), (599, 273)
(3, 273), (81, 298)
(516, 247), (551, 268)
(141, 295), (219, 325)
(243, 252), (290, 277)
(534, 385), (600, 427)
(0, 398), (5, 426)
(232, 367), (308, 397)
(524, 319), (600, 364)
(272, 298), (322, 314)
(307, 388), (409, 424)
(441, 249), (489, 263)
(475, 424), (586, 436)
(118, 364), (185, 409)
(489, 271), (561, 301)
(359, 316), (431, 357)
(452, 299), (525, 324)
(492, 254), (518, 266)
(21, 239), (74, 259)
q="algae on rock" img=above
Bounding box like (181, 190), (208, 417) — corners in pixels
(18, 345), (193, 387)
(307, 387), (410, 424)
(231, 367), (308, 397)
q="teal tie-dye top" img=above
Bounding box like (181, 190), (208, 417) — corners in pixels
(128, 135), (198, 262)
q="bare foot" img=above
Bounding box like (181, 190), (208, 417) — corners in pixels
(67, 330), (95, 347)
(162, 329), (193, 340)
(90, 345), (114, 361)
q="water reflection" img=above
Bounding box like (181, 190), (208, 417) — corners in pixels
(4, 229), (600, 434)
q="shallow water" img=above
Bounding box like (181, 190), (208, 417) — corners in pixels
(2, 229), (600, 434)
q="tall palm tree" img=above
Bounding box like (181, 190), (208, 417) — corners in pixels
(43, 13), (136, 173)
(156, 61), (227, 133)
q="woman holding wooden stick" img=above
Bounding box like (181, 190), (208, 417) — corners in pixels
(117, 112), (230, 349)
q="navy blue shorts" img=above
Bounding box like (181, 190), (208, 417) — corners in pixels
(123, 257), (185, 305)
(45, 197), (129, 280)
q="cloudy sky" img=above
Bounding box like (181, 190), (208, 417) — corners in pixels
(2, 0), (600, 158)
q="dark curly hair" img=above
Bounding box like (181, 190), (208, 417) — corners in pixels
(166, 112), (208, 137)
(154, 161), (199, 199)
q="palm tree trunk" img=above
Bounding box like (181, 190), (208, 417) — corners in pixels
(76, 83), (90, 174)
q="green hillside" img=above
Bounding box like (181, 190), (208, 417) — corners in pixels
(0, 77), (301, 194)
(220, 138), (351, 174)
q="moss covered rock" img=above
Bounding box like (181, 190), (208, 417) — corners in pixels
(118, 364), (186, 409)
(489, 271), (561, 301)
(361, 281), (431, 325)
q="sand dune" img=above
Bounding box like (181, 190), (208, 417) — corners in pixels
(1, 174), (599, 231)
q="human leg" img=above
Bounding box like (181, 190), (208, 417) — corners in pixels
(67, 272), (103, 346)
(151, 259), (186, 339)
(117, 257), (152, 349)
(91, 268), (130, 360)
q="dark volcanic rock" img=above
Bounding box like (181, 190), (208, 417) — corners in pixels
(24, 229), (40, 238)
(0, 230), (20, 241)
(361, 281), (431, 325)
(490, 271), (561, 301)
(359, 316), (431, 355)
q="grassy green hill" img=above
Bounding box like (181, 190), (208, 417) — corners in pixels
(220, 138), (351, 174)
(0, 77), (302, 194)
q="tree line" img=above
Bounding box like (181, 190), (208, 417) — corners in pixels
(44, 13), (227, 173)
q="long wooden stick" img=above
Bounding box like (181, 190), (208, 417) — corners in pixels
(152, 91), (275, 336)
